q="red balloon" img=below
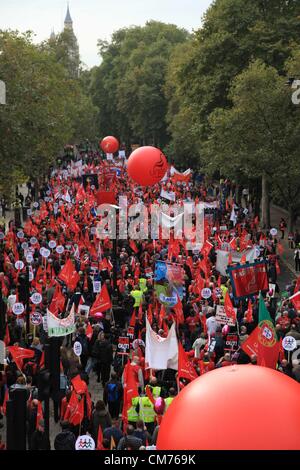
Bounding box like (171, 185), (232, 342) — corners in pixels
(127, 146), (168, 186)
(157, 365), (300, 450)
(100, 136), (119, 154)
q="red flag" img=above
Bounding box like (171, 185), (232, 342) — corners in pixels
(8, 346), (35, 370)
(64, 391), (84, 426)
(97, 425), (104, 450)
(229, 238), (237, 251)
(159, 305), (166, 329)
(290, 291), (300, 311)
(277, 242), (284, 256)
(172, 296), (185, 325)
(129, 310), (136, 327)
(86, 323), (93, 340)
(1, 389), (9, 415)
(245, 299), (253, 323)
(58, 259), (80, 291)
(201, 240), (213, 259)
(36, 401), (44, 431)
(4, 324), (10, 346)
(145, 385), (156, 405)
(129, 240), (139, 254)
(147, 304), (153, 325)
(122, 362), (139, 428)
(224, 292), (236, 322)
(178, 342), (198, 383)
(240, 254), (247, 264)
(138, 302), (143, 321)
(49, 285), (65, 316)
(95, 190), (116, 206)
(71, 375), (87, 395)
(90, 284), (112, 315)
(294, 276), (300, 295)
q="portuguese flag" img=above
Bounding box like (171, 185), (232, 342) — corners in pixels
(257, 293), (280, 369)
(241, 293), (280, 369)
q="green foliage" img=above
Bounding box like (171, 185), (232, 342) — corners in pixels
(0, 30), (97, 199)
(204, 59), (300, 222)
(90, 21), (189, 148)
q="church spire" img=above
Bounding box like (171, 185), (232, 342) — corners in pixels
(64, 4), (73, 29)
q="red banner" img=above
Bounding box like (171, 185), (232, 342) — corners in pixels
(227, 261), (268, 299)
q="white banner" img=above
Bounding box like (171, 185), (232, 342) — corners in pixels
(145, 319), (178, 370)
(216, 247), (257, 276)
(47, 306), (75, 337)
(160, 188), (176, 202)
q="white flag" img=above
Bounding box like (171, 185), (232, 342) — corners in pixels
(230, 206), (237, 226)
(145, 319), (178, 370)
(160, 188), (176, 202)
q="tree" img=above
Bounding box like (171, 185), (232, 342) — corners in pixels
(164, 41), (200, 168)
(178, 0), (300, 147)
(43, 28), (80, 79)
(0, 30), (96, 199)
(90, 21), (189, 148)
(204, 60), (300, 230)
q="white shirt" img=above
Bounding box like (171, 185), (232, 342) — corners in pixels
(206, 316), (217, 336)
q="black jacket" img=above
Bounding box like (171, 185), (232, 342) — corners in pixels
(30, 430), (51, 450)
(92, 339), (113, 364)
(54, 430), (76, 450)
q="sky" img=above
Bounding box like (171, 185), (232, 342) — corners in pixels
(0, 0), (213, 68)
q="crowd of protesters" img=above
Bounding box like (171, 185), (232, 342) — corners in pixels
(0, 145), (299, 450)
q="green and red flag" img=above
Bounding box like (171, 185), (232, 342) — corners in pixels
(242, 293), (279, 368)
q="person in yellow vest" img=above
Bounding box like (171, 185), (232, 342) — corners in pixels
(138, 391), (157, 435)
(146, 378), (161, 399)
(139, 277), (148, 294)
(130, 285), (144, 308)
(220, 283), (228, 305)
(127, 396), (140, 425)
(165, 387), (176, 412)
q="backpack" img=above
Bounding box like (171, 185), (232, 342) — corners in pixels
(107, 382), (119, 403)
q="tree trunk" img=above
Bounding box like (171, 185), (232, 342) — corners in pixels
(261, 173), (270, 229)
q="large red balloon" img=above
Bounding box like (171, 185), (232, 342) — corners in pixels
(100, 136), (119, 154)
(127, 146), (168, 186)
(157, 365), (300, 450)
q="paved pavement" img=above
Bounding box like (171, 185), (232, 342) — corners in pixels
(270, 204), (299, 283)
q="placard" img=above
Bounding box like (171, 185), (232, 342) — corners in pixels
(73, 341), (82, 357)
(56, 245), (64, 254)
(26, 254), (34, 263)
(13, 302), (25, 316)
(30, 292), (42, 305)
(225, 334), (239, 351)
(216, 305), (236, 327)
(49, 240), (57, 249)
(15, 260), (24, 270)
(30, 312), (43, 326)
(282, 336), (297, 352)
(78, 305), (90, 318)
(127, 326), (135, 340)
(75, 435), (95, 451)
(117, 337), (130, 355)
(93, 281), (101, 293)
(201, 288), (212, 299)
